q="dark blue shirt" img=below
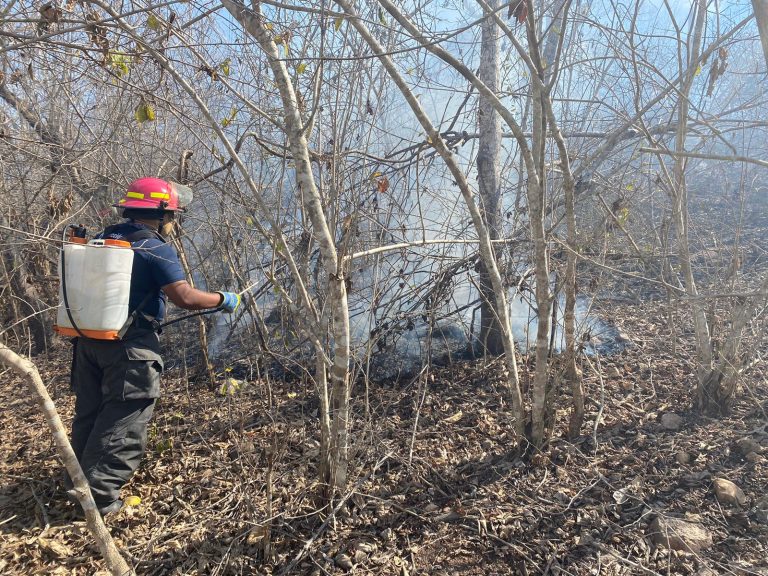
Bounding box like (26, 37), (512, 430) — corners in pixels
(97, 222), (186, 321)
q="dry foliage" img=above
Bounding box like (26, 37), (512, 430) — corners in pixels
(1, 293), (766, 574)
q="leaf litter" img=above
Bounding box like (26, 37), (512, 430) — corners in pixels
(0, 300), (766, 575)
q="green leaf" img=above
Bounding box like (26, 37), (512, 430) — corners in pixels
(219, 58), (231, 77)
(334, 16), (343, 31)
(155, 438), (173, 453)
(134, 101), (155, 123)
(617, 207), (630, 224)
(210, 144), (225, 163)
(108, 51), (130, 77)
(221, 106), (237, 127)
(219, 377), (242, 396)
(147, 13), (163, 31)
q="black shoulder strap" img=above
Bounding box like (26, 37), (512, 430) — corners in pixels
(124, 228), (164, 243)
(99, 224), (122, 239)
(100, 224), (164, 243)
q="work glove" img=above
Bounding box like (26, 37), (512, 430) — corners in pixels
(217, 291), (241, 313)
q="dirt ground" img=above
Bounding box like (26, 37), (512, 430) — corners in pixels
(1, 299), (767, 575)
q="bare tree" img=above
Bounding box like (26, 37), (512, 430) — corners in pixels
(219, 0), (352, 493)
(337, 0), (528, 439)
(374, 0), (588, 448)
(622, 1), (768, 414)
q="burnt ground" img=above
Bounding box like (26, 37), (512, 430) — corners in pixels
(1, 296), (767, 576)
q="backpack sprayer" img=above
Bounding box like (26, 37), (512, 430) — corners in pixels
(54, 224), (136, 339)
(54, 224), (256, 340)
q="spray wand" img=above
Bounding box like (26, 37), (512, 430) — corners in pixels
(159, 279), (262, 330)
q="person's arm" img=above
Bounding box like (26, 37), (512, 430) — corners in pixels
(163, 281), (222, 310)
(146, 241), (240, 313)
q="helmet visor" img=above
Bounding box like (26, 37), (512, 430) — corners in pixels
(169, 182), (193, 210)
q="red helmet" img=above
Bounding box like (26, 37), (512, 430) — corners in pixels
(113, 177), (193, 212)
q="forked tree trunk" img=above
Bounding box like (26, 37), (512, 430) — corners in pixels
(0, 344), (133, 576)
(540, 0), (584, 437)
(698, 276), (768, 413)
(221, 0), (352, 496)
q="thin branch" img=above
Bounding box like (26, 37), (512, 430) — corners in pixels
(639, 147), (768, 169)
(344, 237), (519, 261)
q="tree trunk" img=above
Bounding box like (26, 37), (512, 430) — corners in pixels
(528, 81), (553, 450)
(699, 276), (768, 413)
(753, 0), (768, 69)
(667, 1), (717, 406)
(328, 276), (351, 490)
(174, 151), (216, 387)
(221, 0), (352, 496)
(2, 244), (49, 356)
(476, 0), (504, 356)
(0, 344), (133, 576)
(172, 232), (216, 387)
(540, 0), (583, 438)
(315, 352), (332, 489)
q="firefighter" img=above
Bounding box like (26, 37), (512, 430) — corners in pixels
(66, 177), (240, 517)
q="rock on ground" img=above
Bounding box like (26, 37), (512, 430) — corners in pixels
(713, 478), (747, 507)
(660, 412), (684, 431)
(648, 516), (713, 552)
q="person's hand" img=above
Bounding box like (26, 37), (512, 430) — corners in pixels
(217, 291), (241, 313)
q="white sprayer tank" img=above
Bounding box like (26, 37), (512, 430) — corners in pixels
(55, 239), (134, 339)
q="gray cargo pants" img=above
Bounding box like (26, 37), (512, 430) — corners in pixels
(68, 330), (163, 510)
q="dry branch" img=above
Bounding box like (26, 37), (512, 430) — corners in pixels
(0, 343), (133, 576)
